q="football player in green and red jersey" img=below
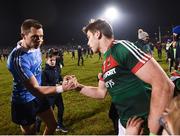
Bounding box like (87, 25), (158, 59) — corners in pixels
(77, 19), (174, 135)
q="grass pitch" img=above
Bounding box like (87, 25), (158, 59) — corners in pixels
(0, 49), (168, 134)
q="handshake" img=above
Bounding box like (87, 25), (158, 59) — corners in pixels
(61, 75), (81, 91)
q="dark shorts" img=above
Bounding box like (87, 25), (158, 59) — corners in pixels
(11, 97), (50, 126)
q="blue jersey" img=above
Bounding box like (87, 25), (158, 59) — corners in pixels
(7, 42), (42, 103)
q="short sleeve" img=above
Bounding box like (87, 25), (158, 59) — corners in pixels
(14, 53), (33, 82)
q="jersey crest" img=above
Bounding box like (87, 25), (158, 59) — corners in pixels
(102, 55), (119, 73)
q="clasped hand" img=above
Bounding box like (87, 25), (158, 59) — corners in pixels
(62, 75), (78, 91)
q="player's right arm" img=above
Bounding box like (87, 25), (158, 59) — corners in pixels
(24, 75), (76, 97)
(78, 77), (107, 99)
(13, 53), (76, 97)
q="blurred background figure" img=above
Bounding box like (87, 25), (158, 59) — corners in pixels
(155, 41), (162, 60)
(160, 95), (180, 135)
(77, 45), (84, 66)
(170, 64), (180, 96)
(125, 95), (180, 135)
(0, 49), (2, 62)
(71, 48), (75, 60)
(135, 29), (152, 56)
(57, 48), (64, 67)
(167, 41), (176, 72)
(172, 25), (180, 70)
(166, 39), (172, 63)
(36, 48), (68, 133)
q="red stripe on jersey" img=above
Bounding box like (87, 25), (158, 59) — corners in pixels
(131, 61), (144, 73)
(171, 71), (180, 76)
(102, 55), (119, 73)
(131, 54), (151, 73)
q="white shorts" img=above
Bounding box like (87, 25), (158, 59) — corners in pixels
(118, 119), (126, 136)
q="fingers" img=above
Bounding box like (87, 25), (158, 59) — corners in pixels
(63, 75), (75, 81)
(140, 128), (144, 135)
(62, 75), (79, 91)
(98, 73), (102, 80)
(126, 116), (144, 127)
(126, 116), (145, 135)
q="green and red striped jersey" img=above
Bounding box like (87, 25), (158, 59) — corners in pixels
(102, 40), (152, 126)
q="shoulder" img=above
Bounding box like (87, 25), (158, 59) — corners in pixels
(9, 47), (27, 60)
(111, 40), (138, 53)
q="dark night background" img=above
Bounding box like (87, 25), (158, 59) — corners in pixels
(0, 0), (180, 47)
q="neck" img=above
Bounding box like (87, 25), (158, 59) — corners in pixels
(100, 37), (114, 54)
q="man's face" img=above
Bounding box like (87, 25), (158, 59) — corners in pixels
(23, 27), (44, 49)
(143, 36), (149, 43)
(87, 30), (99, 53)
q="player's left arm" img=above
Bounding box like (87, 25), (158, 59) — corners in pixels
(135, 58), (174, 134)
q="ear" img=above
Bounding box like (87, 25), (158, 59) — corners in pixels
(21, 33), (25, 39)
(95, 31), (102, 39)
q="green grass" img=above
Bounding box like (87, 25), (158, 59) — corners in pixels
(0, 49), (169, 134)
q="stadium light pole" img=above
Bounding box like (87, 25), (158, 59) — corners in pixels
(100, 6), (121, 38)
(103, 6), (119, 22)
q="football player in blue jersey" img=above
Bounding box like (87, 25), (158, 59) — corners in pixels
(7, 19), (77, 135)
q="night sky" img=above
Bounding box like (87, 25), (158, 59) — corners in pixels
(0, 0), (180, 47)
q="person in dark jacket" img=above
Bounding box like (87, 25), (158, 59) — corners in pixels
(36, 48), (68, 133)
(167, 42), (175, 72)
(77, 45), (84, 66)
(167, 25), (180, 72)
(173, 25), (180, 70)
(135, 29), (152, 56)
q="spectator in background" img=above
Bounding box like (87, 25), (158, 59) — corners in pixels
(36, 48), (68, 133)
(0, 49), (2, 62)
(77, 45), (84, 66)
(58, 48), (64, 67)
(71, 48), (75, 59)
(166, 39), (172, 63)
(83, 48), (87, 57)
(155, 41), (162, 60)
(3, 48), (9, 60)
(170, 65), (180, 97)
(125, 95), (180, 135)
(160, 95), (180, 135)
(125, 116), (144, 135)
(173, 25), (180, 70)
(167, 41), (176, 72)
(135, 29), (152, 56)
(149, 42), (154, 56)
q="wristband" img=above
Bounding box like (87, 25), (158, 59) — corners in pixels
(56, 85), (63, 93)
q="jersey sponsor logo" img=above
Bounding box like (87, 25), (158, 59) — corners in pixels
(103, 68), (116, 79)
(102, 55), (119, 73)
(34, 66), (42, 76)
(105, 79), (115, 88)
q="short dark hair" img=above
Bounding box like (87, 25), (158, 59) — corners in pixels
(46, 48), (59, 58)
(21, 19), (43, 34)
(82, 19), (113, 39)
